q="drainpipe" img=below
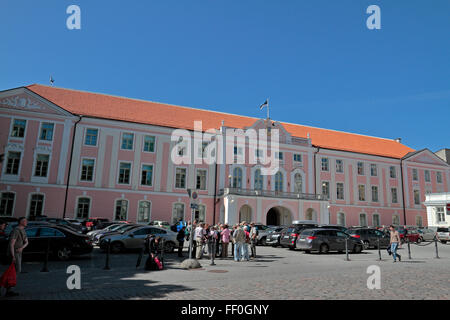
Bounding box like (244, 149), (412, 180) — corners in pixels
(400, 158), (407, 225)
(63, 116), (82, 219)
(313, 147), (320, 195)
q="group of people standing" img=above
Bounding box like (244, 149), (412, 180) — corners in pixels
(177, 220), (258, 262)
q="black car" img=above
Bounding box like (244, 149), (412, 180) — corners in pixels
(35, 217), (87, 234)
(346, 227), (390, 249)
(297, 228), (364, 254)
(279, 221), (318, 249)
(318, 224), (348, 233)
(265, 227), (286, 247)
(1, 224), (93, 262)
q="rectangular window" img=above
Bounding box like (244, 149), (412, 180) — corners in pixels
(321, 158), (329, 171)
(336, 160), (343, 173)
(370, 164), (377, 177)
(39, 123), (54, 141)
(437, 207), (445, 222)
(0, 192), (15, 217)
(412, 168), (418, 181)
(357, 162), (364, 175)
(391, 188), (398, 203)
(138, 201), (151, 223)
(115, 200), (128, 221)
(373, 215), (380, 227)
(29, 194), (44, 218)
(76, 198), (90, 219)
(34, 154), (50, 177)
(143, 135), (155, 152)
(275, 152), (284, 161)
(118, 162), (131, 184)
(389, 166), (396, 179)
(436, 172), (443, 184)
(196, 169), (207, 190)
(5, 151), (21, 175)
(121, 133), (134, 150)
(293, 154), (302, 163)
(424, 170), (430, 182)
(358, 185), (366, 201)
(85, 129), (98, 146)
(175, 168), (187, 189)
(141, 165), (153, 186)
(414, 190), (420, 205)
(336, 183), (344, 200)
(81, 159), (95, 181)
(11, 119), (26, 138)
(371, 186), (379, 202)
(322, 181), (330, 199)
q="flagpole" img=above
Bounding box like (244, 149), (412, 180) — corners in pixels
(267, 98), (270, 119)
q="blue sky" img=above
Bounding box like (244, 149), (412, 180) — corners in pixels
(1, 0), (449, 152)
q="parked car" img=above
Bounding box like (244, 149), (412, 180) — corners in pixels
(435, 227), (450, 244)
(346, 227), (390, 249)
(296, 228), (364, 254)
(265, 227), (286, 247)
(280, 221), (318, 250)
(149, 220), (171, 229)
(417, 228), (437, 242)
(35, 217), (87, 234)
(99, 226), (178, 253)
(318, 224), (348, 233)
(255, 224), (278, 246)
(87, 223), (128, 241)
(82, 218), (110, 231)
(94, 224), (140, 245)
(1, 224), (93, 262)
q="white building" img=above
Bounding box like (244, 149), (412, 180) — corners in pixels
(424, 193), (450, 228)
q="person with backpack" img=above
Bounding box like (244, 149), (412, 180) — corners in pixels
(249, 222), (258, 259)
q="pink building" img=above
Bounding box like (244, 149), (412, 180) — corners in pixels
(0, 84), (449, 227)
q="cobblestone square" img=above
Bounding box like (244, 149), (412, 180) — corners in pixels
(2, 242), (449, 300)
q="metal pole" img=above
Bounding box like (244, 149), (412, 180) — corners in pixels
(210, 237), (216, 266)
(41, 238), (50, 272)
(345, 237), (350, 261)
(161, 238), (165, 267)
(407, 236), (411, 260)
(189, 208), (194, 259)
(434, 236), (440, 259)
(377, 237), (381, 261)
(103, 239), (111, 270)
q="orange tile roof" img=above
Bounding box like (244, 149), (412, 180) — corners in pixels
(26, 84), (414, 159)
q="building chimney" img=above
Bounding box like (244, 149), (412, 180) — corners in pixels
(395, 138), (402, 143)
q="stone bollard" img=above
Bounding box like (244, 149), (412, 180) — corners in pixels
(210, 237), (216, 266)
(345, 237), (350, 261)
(434, 236), (440, 259)
(407, 236), (412, 260)
(377, 237), (381, 261)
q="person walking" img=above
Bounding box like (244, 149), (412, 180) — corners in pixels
(233, 224), (246, 262)
(208, 226), (218, 258)
(195, 223), (206, 259)
(389, 225), (402, 262)
(220, 224), (231, 258)
(249, 222), (258, 259)
(5, 217), (28, 297)
(242, 223), (250, 261)
(177, 226), (186, 257)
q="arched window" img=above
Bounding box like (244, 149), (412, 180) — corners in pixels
(194, 205), (206, 223)
(415, 216), (423, 227)
(115, 199), (128, 221)
(294, 173), (303, 193)
(372, 214), (380, 227)
(233, 167), (243, 188)
(138, 201), (151, 223)
(392, 215), (400, 225)
(76, 197), (91, 219)
(254, 169), (263, 190)
(275, 172), (283, 192)
(172, 203), (185, 224)
(359, 213), (367, 227)
(337, 212), (346, 226)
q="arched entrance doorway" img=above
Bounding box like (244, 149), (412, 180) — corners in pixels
(266, 206), (293, 226)
(239, 205), (252, 223)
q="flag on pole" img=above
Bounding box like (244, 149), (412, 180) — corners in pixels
(259, 99), (268, 110)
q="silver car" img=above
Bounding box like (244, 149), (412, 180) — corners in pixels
(418, 228), (437, 242)
(99, 225), (178, 253)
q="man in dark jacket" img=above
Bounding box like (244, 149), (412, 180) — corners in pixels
(177, 226), (186, 257)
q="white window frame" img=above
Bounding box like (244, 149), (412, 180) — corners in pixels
(174, 167), (187, 189)
(75, 196), (92, 220)
(140, 163), (154, 187)
(84, 128), (99, 147)
(80, 158), (96, 182)
(117, 161), (132, 185)
(196, 168), (208, 191)
(336, 159), (344, 173)
(120, 132), (135, 151)
(137, 200), (152, 224)
(143, 135), (156, 153)
(114, 198), (129, 221)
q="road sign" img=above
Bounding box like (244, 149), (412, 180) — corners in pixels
(190, 203), (199, 210)
(191, 191), (198, 200)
